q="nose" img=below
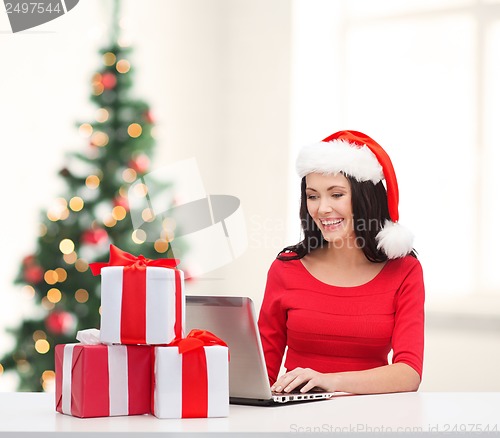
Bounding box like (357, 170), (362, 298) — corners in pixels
(318, 197), (333, 214)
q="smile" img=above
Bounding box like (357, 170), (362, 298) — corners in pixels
(320, 219), (343, 226)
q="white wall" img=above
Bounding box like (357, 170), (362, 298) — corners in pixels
(125, 0), (293, 307)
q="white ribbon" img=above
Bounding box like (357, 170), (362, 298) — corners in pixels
(61, 331), (129, 416)
(75, 328), (101, 345)
(61, 344), (76, 415)
(108, 346), (129, 416)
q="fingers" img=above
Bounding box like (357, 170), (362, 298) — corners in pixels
(271, 368), (313, 393)
(271, 367), (302, 392)
(298, 380), (317, 393)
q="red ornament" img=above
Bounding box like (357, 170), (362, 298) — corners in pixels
(22, 254), (36, 266)
(101, 72), (117, 90)
(81, 228), (108, 245)
(128, 154), (150, 174)
(23, 265), (44, 284)
(45, 311), (77, 336)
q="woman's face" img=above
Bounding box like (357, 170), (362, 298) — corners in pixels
(305, 172), (356, 245)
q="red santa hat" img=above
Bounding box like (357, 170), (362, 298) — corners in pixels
(296, 130), (414, 259)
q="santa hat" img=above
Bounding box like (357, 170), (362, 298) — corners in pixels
(296, 130), (413, 259)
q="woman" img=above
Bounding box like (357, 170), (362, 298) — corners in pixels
(258, 130), (424, 395)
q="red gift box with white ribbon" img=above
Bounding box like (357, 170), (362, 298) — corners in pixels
(55, 342), (151, 418)
(90, 245), (185, 345)
(152, 329), (230, 419)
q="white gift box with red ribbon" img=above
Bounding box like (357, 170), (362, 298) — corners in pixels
(90, 245), (185, 345)
(152, 330), (229, 419)
(99, 265), (185, 345)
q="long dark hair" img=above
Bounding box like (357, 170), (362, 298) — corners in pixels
(278, 174), (416, 262)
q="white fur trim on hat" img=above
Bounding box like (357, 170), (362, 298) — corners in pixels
(376, 220), (414, 259)
(296, 139), (384, 183)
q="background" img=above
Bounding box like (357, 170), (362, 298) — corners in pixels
(1, 0), (499, 391)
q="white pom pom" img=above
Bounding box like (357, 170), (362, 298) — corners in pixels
(376, 220), (414, 259)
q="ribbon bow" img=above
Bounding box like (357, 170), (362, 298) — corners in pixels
(169, 329), (228, 356)
(75, 328), (101, 345)
(89, 244), (179, 275)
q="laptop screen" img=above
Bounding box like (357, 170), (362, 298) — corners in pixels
(185, 296), (273, 400)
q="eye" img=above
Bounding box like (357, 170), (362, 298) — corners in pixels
(306, 194), (318, 200)
(332, 193), (344, 198)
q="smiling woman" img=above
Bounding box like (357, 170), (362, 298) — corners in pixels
(258, 130), (424, 396)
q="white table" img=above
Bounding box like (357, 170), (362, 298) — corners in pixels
(0, 392), (499, 434)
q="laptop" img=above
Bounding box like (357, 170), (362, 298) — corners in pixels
(185, 295), (337, 406)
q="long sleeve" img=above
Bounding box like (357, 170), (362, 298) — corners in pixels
(391, 258), (425, 378)
(258, 260), (288, 385)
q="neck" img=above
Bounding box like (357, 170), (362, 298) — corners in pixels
(320, 238), (369, 267)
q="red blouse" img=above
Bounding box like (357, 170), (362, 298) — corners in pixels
(257, 255), (425, 384)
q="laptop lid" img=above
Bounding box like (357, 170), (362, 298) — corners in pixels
(185, 295), (273, 400)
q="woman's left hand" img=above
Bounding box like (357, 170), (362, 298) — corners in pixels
(271, 367), (335, 393)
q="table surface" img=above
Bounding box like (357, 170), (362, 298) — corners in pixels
(0, 392), (499, 433)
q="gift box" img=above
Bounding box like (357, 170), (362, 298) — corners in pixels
(152, 330), (230, 419)
(55, 343), (152, 418)
(90, 245), (185, 345)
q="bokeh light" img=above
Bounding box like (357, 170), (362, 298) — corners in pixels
(78, 123), (93, 138)
(116, 59), (131, 74)
(103, 52), (117, 66)
(141, 208), (155, 222)
(47, 198), (68, 221)
(95, 108), (109, 123)
(63, 251), (78, 264)
(32, 330), (47, 341)
(41, 297), (55, 310)
(91, 131), (109, 147)
(127, 123), (142, 138)
(154, 239), (169, 253)
(59, 239), (75, 255)
(75, 289), (89, 303)
(133, 183), (148, 197)
(35, 339), (50, 354)
(122, 168), (137, 183)
(85, 175), (100, 189)
(132, 229), (147, 244)
(75, 259), (89, 273)
(41, 370), (56, 392)
(44, 270), (58, 285)
(22, 285), (35, 299)
(55, 268), (67, 282)
(47, 288), (62, 303)
(103, 215), (117, 228)
(69, 196), (84, 212)
(112, 205), (127, 220)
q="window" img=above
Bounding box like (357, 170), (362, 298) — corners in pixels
(289, 0), (500, 297)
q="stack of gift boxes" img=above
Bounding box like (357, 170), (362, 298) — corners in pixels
(55, 245), (229, 419)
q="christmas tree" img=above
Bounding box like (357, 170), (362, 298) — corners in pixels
(0, 6), (176, 391)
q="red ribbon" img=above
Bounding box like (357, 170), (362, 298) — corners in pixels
(170, 330), (229, 418)
(89, 244), (179, 275)
(169, 329), (228, 353)
(89, 245), (181, 344)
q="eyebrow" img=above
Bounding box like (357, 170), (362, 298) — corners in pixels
(305, 185), (347, 192)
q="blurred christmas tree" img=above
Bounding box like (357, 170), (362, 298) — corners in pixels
(0, 3), (176, 391)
